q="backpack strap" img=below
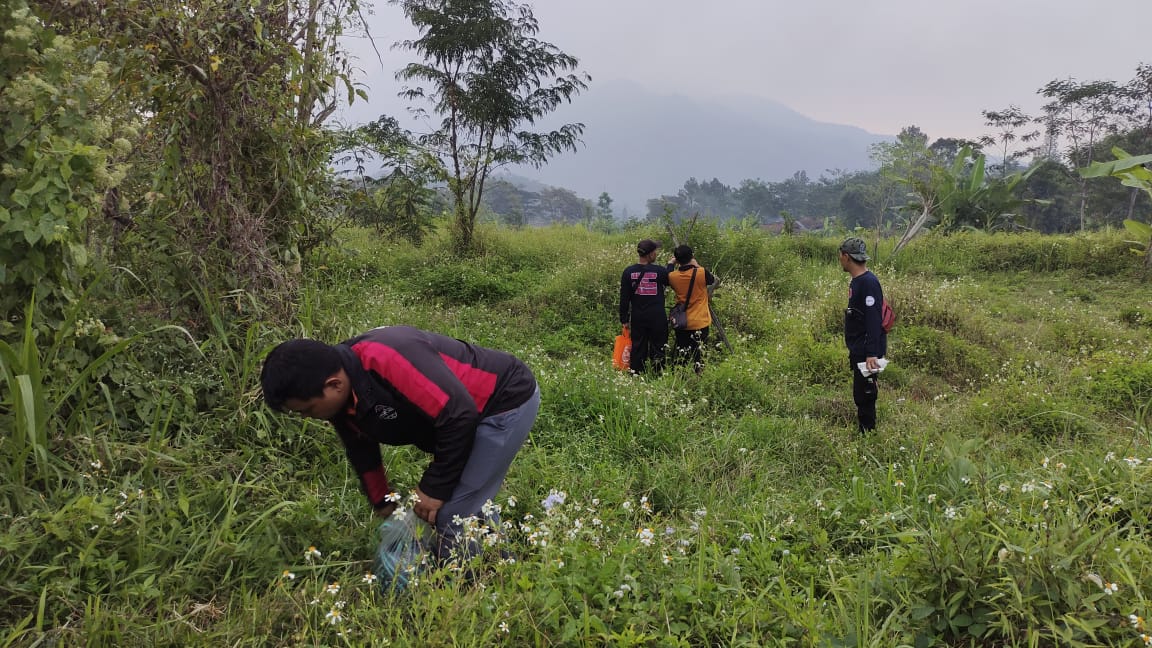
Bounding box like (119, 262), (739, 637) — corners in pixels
(631, 265), (648, 295)
(683, 267), (697, 308)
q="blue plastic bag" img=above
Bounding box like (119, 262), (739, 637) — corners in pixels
(373, 509), (430, 593)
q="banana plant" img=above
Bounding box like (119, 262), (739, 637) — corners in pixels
(894, 147), (1039, 254)
(1080, 148), (1152, 271)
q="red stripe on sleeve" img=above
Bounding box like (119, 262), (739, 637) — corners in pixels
(362, 468), (391, 506)
(352, 341), (449, 418)
(440, 354), (498, 412)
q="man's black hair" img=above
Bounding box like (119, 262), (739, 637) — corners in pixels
(673, 244), (693, 265)
(260, 339), (342, 411)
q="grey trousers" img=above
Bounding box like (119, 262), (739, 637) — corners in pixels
(434, 386), (540, 561)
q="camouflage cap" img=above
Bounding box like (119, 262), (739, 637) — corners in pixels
(839, 237), (869, 262)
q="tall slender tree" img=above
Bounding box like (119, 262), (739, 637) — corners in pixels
(979, 105), (1039, 176)
(1037, 78), (1126, 229)
(394, 0), (589, 250)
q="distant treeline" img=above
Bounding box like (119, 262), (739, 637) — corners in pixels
(467, 125), (1152, 234)
(346, 65), (1152, 238)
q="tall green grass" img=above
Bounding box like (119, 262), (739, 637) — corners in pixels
(4, 224), (1152, 646)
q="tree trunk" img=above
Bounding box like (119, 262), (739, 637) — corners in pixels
(892, 201), (934, 256)
(453, 199), (474, 251)
(1078, 178), (1087, 231)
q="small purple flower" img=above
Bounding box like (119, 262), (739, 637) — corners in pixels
(541, 489), (566, 511)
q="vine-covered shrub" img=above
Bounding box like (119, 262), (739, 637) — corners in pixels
(0, 2), (132, 334)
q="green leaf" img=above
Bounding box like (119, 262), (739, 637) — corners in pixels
(24, 177), (49, 196)
(968, 155), (986, 193)
(911, 605), (936, 620)
(11, 190), (30, 208)
(1124, 219), (1152, 240)
(38, 218), (59, 243)
(1079, 153), (1152, 178)
(68, 242), (88, 267)
(1120, 176), (1152, 195)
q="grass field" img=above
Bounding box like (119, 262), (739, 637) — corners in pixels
(4, 224), (1152, 647)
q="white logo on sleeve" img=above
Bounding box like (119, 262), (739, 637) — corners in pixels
(865, 296), (876, 307)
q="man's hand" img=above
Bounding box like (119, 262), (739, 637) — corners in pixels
(413, 487), (443, 525)
(865, 356), (880, 371)
(374, 501), (397, 519)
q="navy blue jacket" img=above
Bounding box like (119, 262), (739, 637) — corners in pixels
(845, 270), (887, 359)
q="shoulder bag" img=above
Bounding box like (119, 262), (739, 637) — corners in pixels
(668, 267), (697, 330)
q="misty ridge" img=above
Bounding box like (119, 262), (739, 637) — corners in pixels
(335, 1), (1150, 239)
(505, 79), (891, 218)
(353, 79), (892, 223)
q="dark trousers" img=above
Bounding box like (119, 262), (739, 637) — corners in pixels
(629, 318), (668, 373)
(674, 327), (709, 373)
(849, 355), (878, 432)
(435, 386), (539, 562)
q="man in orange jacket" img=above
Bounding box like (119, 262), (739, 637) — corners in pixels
(667, 244), (716, 374)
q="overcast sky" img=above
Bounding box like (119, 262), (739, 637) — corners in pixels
(342, 0), (1152, 142)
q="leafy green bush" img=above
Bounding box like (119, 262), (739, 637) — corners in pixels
(0, 3), (133, 331)
(896, 230), (1136, 275)
(893, 325), (996, 386)
(409, 263), (521, 302)
(1087, 356), (1152, 415)
(1118, 306), (1152, 329)
(972, 382), (1100, 439)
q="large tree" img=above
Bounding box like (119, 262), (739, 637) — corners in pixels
(980, 105), (1039, 176)
(394, 0), (589, 250)
(30, 0), (369, 314)
(1037, 78), (1127, 230)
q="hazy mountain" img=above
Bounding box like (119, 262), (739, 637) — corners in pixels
(512, 80), (891, 217)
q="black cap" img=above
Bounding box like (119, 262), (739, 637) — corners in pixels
(637, 239), (661, 256)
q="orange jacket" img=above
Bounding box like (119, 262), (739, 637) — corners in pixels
(667, 265), (715, 331)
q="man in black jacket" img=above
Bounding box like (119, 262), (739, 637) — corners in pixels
(839, 237), (887, 434)
(261, 326), (540, 561)
(619, 239), (671, 373)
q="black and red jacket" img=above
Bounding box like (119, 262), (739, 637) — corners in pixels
(331, 326), (536, 507)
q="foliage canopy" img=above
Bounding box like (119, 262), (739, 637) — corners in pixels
(393, 0), (589, 250)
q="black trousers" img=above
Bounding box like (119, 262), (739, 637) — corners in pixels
(674, 327), (709, 373)
(849, 355), (878, 431)
(629, 318), (668, 373)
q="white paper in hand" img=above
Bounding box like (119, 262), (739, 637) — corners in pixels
(856, 358), (889, 377)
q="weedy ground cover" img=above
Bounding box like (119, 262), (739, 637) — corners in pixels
(3, 225), (1152, 646)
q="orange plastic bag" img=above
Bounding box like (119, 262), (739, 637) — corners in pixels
(612, 326), (631, 370)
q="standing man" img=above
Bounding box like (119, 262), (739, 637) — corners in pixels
(839, 237), (887, 434)
(260, 325), (540, 562)
(667, 244), (716, 374)
(619, 239), (671, 374)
